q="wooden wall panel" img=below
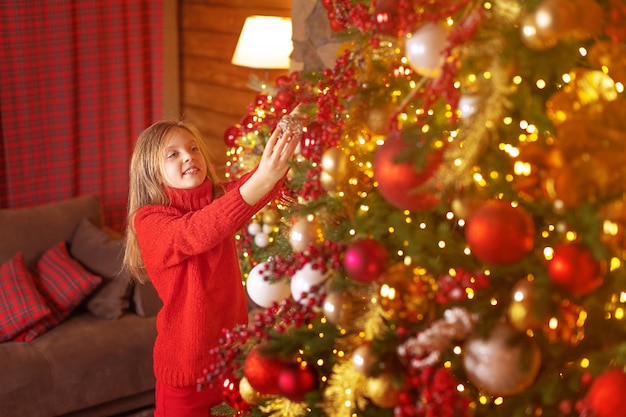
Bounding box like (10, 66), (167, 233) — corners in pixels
(179, 0), (292, 172)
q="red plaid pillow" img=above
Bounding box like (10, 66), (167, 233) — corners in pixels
(32, 241), (102, 314)
(13, 242), (103, 342)
(0, 253), (52, 342)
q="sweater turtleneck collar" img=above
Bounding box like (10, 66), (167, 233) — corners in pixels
(166, 179), (214, 212)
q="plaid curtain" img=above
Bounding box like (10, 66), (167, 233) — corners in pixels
(0, 1), (163, 230)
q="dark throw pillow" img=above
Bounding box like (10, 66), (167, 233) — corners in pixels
(70, 218), (131, 319)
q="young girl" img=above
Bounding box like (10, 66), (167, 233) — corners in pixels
(123, 118), (300, 417)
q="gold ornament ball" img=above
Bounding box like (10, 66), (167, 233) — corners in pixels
(320, 170), (339, 192)
(571, 0), (605, 40)
(239, 376), (266, 405)
(507, 278), (542, 331)
(365, 372), (403, 408)
(519, 13), (557, 50)
(323, 290), (369, 330)
(366, 104), (393, 135)
(321, 147), (349, 179)
(378, 264), (434, 324)
(463, 321), (541, 397)
(532, 0), (578, 40)
(262, 209), (280, 226)
(352, 343), (377, 375)
(289, 217), (323, 252)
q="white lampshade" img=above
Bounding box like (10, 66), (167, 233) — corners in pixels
(231, 15), (293, 69)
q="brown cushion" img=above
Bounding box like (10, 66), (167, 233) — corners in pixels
(0, 195), (102, 268)
(133, 282), (162, 317)
(70, 218), (132, 319)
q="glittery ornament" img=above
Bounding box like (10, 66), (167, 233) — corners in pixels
(398, 307), (476, 369)
(542, 298), (586, 345)
(465, 200), (535, 265)
(277, 114), (303, 142)
(378, 264), (434, 324)
(365, 372), (403, 408)
(462, 321), (541, 396)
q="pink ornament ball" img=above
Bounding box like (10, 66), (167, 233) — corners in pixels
(278, 362), (318, 402)
(344, 238), (388, 283)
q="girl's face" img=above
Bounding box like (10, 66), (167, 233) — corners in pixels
(160, 128), (208, 190)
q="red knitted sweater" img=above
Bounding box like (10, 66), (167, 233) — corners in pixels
(134, 172), (282, 387)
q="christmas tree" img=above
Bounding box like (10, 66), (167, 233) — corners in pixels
(205, 1), (626, 416)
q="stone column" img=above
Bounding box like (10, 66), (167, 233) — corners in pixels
(290, 0), (343, 72)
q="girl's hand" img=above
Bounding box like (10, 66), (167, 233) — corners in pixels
(239, 115), (300, 205)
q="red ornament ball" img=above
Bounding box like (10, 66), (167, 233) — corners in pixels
(373, 0), (402, 37)
(223, 124), (243, 147)
(465, 200), (535, 265)
(548, 242), (603, 296)
(584, 368), (626, 417)
(278, 362), (318, 402)
(344, 238), (388, 282)
(220, 374), (250, 412)
(243, 348), (283, 395)
(373, 131), (442, 211)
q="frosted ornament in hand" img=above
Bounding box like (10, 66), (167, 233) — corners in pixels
(246, 261), (291, 307)
(290, 262), (330, 302)
(405, 22), (450, 78)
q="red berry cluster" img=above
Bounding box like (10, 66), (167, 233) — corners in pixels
(321, 0), (472, 37)
(606, 0), (626, 43)
(201, 295), (324, 388)
(268, 239), (346, 281)
(435, 268), (489, 305)
(396, 366), (471, 417)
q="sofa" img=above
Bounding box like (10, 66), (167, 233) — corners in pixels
(0, 195), (160, 417)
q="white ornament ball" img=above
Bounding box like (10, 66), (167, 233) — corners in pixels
(247, 222), (262, 236)
(457, 94), (481, 119)
(405, 22), (450, 78)
(246, 262), (291, 307)
(290, 263), (330, 302)
(262, 224), (272, 234)
(254, 232), (269, 248)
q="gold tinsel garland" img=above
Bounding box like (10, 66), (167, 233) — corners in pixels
(321, 360), (369, 417)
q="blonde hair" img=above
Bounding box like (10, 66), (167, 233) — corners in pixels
(123, 119), (221, 283)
